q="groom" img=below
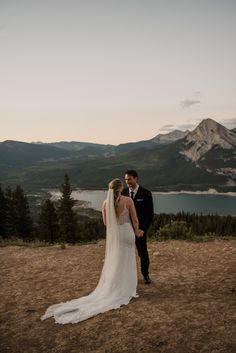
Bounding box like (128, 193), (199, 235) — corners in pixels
(122, 170), (154, 284)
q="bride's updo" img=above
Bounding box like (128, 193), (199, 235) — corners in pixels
(108, 178), (123, 210)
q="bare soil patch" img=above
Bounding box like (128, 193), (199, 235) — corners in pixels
(0, 239), (236, 353)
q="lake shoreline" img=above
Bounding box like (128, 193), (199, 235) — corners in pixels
(44, 189), (236, 216)
(152, 189), (236, 197)
(44, 188), (236, 197)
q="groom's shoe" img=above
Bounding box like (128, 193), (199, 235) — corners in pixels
(143, 275), (151, 284)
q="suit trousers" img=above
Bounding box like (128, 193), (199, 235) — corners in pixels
(135, 233), (150, 277)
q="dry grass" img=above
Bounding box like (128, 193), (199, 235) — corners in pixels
(0, 239), (236, 353)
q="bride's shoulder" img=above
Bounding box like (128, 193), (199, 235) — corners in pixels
(121, 195), (132, 204)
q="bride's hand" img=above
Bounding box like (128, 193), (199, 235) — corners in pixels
(136, 229), (144, 237)
(139, 229), (144, 237)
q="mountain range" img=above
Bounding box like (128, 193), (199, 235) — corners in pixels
(0, 118), (235, 192)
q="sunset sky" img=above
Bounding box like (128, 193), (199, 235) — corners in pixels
(0, 0), (236, 144)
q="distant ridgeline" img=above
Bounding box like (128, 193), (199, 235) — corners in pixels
(0, 174), (236, 245)
(0, 118), (236, 193)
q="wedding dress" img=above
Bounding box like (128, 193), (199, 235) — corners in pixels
(40, 189), (138, 324)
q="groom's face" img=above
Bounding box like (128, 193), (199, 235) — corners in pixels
(125, 174), (137, 188)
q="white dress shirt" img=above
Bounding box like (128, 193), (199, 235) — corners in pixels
(129, 183), (139, 199)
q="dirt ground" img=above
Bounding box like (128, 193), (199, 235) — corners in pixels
(0, 239), (236, 353)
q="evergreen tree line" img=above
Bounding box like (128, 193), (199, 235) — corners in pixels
(0, 184), (33, 239)
(1, 174), (236, 243)
(0, 173), (105, 243)
(149, 212), (236, 239)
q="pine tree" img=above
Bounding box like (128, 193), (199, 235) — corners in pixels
(13, 185), (33, 239)
(38, 199), (59, 243)
(5, 186), (16, 237)
(58, 173), (77, 243)
(0, 184), (7, 237)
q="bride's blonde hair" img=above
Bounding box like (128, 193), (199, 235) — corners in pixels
(108, 178), (123, 210)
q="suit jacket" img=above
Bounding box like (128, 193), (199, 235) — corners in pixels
(122, 185), (154, 233)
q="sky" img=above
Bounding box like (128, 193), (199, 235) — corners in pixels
(0, 0), (236, 144)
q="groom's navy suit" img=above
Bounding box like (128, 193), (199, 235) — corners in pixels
(122, 185), (154, 277)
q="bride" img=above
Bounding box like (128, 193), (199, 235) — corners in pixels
(40, 178), (142, 324)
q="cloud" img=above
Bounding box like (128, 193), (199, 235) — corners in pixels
(220, 118), (236, 129)
(159, 123), (195, 133)
(159, 124), (175, 132)
(180, 99), (201, 108)
(176, 123), (195, 130)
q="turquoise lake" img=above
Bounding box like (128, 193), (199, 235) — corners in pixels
(50, 190), (236, 216)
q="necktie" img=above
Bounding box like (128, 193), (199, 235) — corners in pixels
(130, 191), (134, 199)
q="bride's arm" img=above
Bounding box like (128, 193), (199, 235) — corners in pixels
(102, 200), (106, 226)
(128, 198), (141, 237)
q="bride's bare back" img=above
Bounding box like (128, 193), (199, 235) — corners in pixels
(102, 195), (140, 236)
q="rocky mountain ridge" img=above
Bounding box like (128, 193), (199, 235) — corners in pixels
(180, 118), (236, 162)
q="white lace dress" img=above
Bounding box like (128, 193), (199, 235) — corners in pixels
(40, 198), (138, 325)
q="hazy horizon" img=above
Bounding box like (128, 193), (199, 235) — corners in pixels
(0, 117), (235, 145)
(1, 0), (236, 144)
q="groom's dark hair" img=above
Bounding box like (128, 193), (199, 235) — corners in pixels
(125, 169), (138, 178)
